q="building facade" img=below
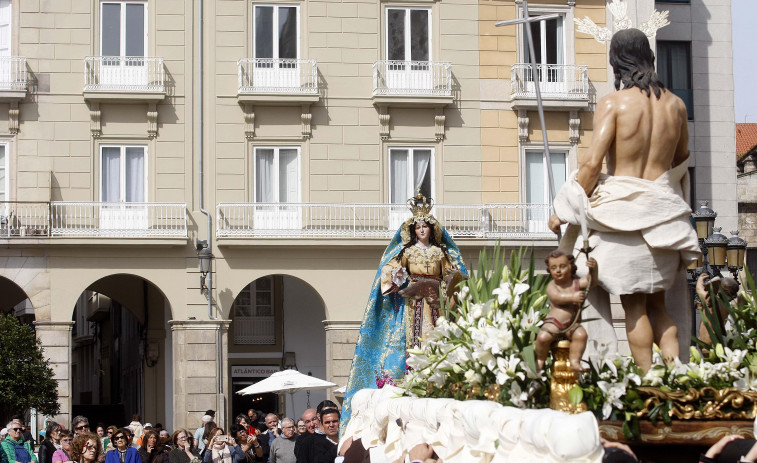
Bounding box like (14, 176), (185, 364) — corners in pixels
(0, 0), (735, 431)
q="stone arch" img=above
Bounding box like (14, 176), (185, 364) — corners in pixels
(227, 273), (328, 419)
(0, 255), (49, 319)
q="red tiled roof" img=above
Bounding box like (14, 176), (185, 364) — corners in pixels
(737, 123), (757, 160)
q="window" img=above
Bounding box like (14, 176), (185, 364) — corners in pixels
(101, 145), (146, 202)
(254, 147), (299, 203)
(523, 14), (564, 66)
(0, 0), (10, 58)
(657, 41), (693, 120)
(0, 143), (6, 202)
(525, 150), (566, 232)
(386, 8), (431, 62)
(253, 147), (300, 230)
(389, 147), (432, 204)
(101, 1), (146, 57)
(233, 276), (276, 345)
(254, 5), (299, 60)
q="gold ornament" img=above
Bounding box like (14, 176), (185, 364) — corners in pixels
(399, 191), (444, 244)
(549, 340), (587, 414)
(636, 387), (757, 421)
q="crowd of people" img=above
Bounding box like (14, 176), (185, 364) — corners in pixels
(5, 409), (757, 462)
(0, 402), (341, 463)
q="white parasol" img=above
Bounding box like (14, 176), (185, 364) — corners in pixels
(236, 369), (337, 416)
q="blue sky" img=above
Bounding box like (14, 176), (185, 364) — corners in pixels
(733, 0), (757, 123)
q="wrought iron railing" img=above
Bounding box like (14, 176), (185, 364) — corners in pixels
(233, 316), (276, 345)
(373, 60), (452, 97)
(510, 63), (589, 100)
(217, 202), (554, 239)
(0, 57), (27, 91)
(50, 202), (187, 237)
(0, 202), (51, 237)
(84, 56), (165, 92)
(237, 58), (319, 94)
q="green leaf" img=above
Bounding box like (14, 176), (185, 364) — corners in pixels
(568, 386), (583, 405)
(522, 344), (538, 374)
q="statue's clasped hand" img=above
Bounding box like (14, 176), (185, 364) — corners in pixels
(548, 214), (565, 235)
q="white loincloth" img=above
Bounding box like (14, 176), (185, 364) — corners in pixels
(553, 159), (700, 296)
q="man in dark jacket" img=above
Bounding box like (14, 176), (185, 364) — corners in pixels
(309, 409), (339, 463)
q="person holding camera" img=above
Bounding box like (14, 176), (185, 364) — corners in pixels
(202, 429), (245, 463)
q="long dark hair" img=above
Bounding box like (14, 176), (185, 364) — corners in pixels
(396, 220), (448, 263)
(609, 28), (665, 99)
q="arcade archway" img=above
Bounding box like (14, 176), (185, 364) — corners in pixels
(228, 274), (328, 420)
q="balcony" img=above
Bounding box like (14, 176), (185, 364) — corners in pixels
(0, 201), (188, 240)
(372, 60), (453, 104)
(51, 202), (187, 238)
(509, 63), (590, 110)
(84, 56), (165, 97)
(216, 202), (555, 240)
(237, 58), (320, 139)
(0, 57), (28, 134)
(0, 202), (51, 238)
(83, 56), (166, 137)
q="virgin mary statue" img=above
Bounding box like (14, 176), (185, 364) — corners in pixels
(341, 193), (468, 429)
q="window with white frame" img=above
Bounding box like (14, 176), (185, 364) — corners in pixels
(254, 5), (299, 60)
(0, 0), (10, 58)
(525, 150), (566, 205)
(0, 143), (7, 202)
(389, 147), (433, 204)
(525, 150), (566, 232)
(100, 145), (146, 202)
(254, 147), (299, 203)
(233, 276), (276, 345)
(523, 13), (564, 67)
(101, 1), (147, 57)
(386, 7), (431, 62)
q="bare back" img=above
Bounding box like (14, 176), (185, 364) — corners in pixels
(605, 88), (688, 180)
(575, 87), (689, 194)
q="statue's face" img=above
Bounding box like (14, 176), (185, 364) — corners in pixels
(415, 221), (431, 243)
(547, 255), (572, 283)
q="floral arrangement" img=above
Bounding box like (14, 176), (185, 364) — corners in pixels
(400, 246), (757, 439)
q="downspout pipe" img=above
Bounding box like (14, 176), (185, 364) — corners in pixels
(197, 0), (223, 397)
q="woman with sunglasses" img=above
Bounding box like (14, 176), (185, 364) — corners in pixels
(71, 434), (102, 463)
(103, 427), (117, 452)
(105, 429), (139, 463)
(52, 430), (74, 463)
(168, 430), (200, 463)
(39, 421), (63, 463)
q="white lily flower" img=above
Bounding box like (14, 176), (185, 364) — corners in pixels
(509, 381), (528, 408)
(492, 282), (513, 305)
(597, 380), (627, 419)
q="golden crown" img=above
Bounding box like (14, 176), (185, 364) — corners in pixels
(407, 191), (434, 219)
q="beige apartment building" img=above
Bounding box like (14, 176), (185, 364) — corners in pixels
(0, 0), (735, 432)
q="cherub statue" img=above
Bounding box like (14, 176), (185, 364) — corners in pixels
(535, 250), (598, 372)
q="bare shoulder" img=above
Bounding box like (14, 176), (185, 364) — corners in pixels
(596, 93), (620, 113)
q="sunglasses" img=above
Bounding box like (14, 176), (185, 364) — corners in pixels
(114, 436), (126, 441)
(10, 428), (22, 432)
(75, 425), (89, 431)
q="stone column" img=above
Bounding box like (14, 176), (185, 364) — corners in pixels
(34, 321), (75, 428)
(169, 320), (230, 430)
(323, 320), (360, 402)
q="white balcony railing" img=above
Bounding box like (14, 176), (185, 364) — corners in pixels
(51, 202), (187, 238)
(84, 56), (165, 93)
(373, 60), (452, 97)
(0, 202), (51, 237)
(217, 203), (554, 239)
(510, 63), (589, 100)
(0, 57), (27, 92)
(238, 58), (319, 95)
(234, 316), (276, 345)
